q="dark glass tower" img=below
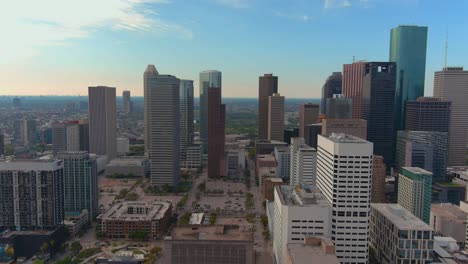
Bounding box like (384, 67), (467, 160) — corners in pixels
(258, 74), (278, 140)
(320, 72), (342, 114)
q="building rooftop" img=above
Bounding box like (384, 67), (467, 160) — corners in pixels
(371, 203), (431, 230)
(274, 145), (289, 152)
(257, 154), (276, 162)
(324, 133), (368, 144)
(287, 238), (339, 264)
(403, 167), (432, 175)
(277, 185), (328, 207)
(189, 213), (204, 225)
(431, 204), (467, 223)
(107, 156), (148, 166)
(98, 201), (171, 221)
(171, 225), (253, 241)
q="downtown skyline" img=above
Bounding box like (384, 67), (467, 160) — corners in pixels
(1, 0), (468, 98)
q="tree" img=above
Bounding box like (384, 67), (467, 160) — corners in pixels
(40, 242), (49, 255)
(56, 257), (75, 264)
(209, 213), (217, 225)
(248, 147), (256, 160)
(33, 260), (45, 264)
(5, 246), (14, 257)
(70, 241), (82, 255)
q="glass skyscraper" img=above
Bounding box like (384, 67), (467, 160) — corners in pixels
(389, 25), (428, 130)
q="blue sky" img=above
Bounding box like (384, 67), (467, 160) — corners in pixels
(0, 0), (467, 98)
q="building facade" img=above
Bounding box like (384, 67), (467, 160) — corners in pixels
(321, 72), (342, 114)
(268, 93), (285, 141)
(88, 86), (117, 159)
(397, 167), (432, 224)
(122, 90), (131, 113)
(179, 80), (194, 165)
(322, 119), (367, 140)
(259, 74), (278, 140)
(274, 145), (290, 180)
(299, 103), (320, 138)
(342, 61), (366, 119)
(208, 85), (226, 178)
(289, 138), (316, 187)
(200, 71), (222, 154)
(372, 155), (386, 203)
(405, 97), (451, 132)
(325, 95), (352, 119)
(430, 203), (468, 245)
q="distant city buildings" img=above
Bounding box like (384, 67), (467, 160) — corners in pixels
(299, 103), (319, 138)
(342, 61), (366, 119)
(200, 70), (222, 154)
(434, 67), (468, 166)
(122, 90), (131, 113)
(321, 72), (342, 114)
(0, 160), (64, 230)
(397, 167), (432, 224)
(259, 74), (278, 140)
(144, 65), (180, 186)
(17, 119), (36, 147)
(268, 93), (285, 141)
(52, 120), (89, 154)
(390, 25), (428, 130)
(88, 86), (117, 160)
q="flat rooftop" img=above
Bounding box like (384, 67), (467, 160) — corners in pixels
(171, 225), (253, 241)
(257, 154), (276, 162)
(403, 167), (432, 175)
(98, 201), (171, 221)
(287, 243), (339, 264)
(277, 185), (328, 207)
(323, 133), (368, 144)
(371, 203), (431, 230)
(431, 204), (467, 221)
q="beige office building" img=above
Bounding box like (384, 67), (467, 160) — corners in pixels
(299, 103), (320, 138)
(322, 119), (367, 140)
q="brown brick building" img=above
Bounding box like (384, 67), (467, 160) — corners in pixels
(208, 87), (226, 178)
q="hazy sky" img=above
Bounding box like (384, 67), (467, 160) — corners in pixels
(1, 0), (467, 98)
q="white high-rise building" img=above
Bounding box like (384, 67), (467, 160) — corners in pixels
(289, 138), (317, 187)
(316, 133), (373, 263)
(274, 145), (290, 180)
(144, 65), (180, 186)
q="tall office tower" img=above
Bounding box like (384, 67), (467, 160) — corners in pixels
(406, 97), (451, 132)
(274, 145), (290, 180)
(20, 119), (36, 147)
(390, 25), (428, 130)
(267, 93), (285, 141)
(258, 74), (278, 140)
(79, 119), (90, 152)
(325, 94), (352, 119)
(180, 80), (194, 164)
(52, 122), (67, 153)
(372, 155), (386, 203)
(316, 134), (373, 263)
(397, 167), (432, 224)
(58, 152), (98, 219)
(208, 85), (226, 178)
(343, 61), (366, 118)
(88, 86), (117, 160)
(395, 131), (448, 183)
(0, 160), (64, 230)
(320, 72), (342, 114)
(299, 103), (320, 138)
(144, 65), (180, 186)
(66, 121), (80, 151)
(362, 62), (396, 168)
(289, 138), (317, 187)
(200, 70), (222, 154)
(283, 128), (299, 144)
(434, 67), (468, 166)
(0, 132), (5, 156)
(304, 123), (322, 148)
(122, 90), (131, 113)
(322, 119), (367, 140)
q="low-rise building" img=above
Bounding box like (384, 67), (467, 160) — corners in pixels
(430, 203), (468, 246)
(105, 156), (149, 177)
(97, 201), (172, 240)
(64, 210), (89, 237)
(286, 237), (339, 264)
(255, 140), (288, 156)
(370, 203), (433, 263)
(263, 177), (283, 201)
(258, 166), (277, 189)
(181, 143), (202, 170)
(116, 138), (130, 155)
(225, 142), (246, 177)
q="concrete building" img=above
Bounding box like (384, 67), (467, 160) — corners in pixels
(268, 93), (285, 141)
(181, 143), (202, 170)
(122, 90), (131, 113)
(430, 203), (467, 245)
(207, 80), (226, 178)
(372, 155), (386, 203)
(321, 72), (342, 114)
(432, 183), (465, 205)
(263, 177), (283, 201)
(398, 167), (432, 224)
(256, 154), (277, 177)
(274, 145), (290, 180)
(286, 237), (339, 264)
(144, 65), (180, 186)
(0, 160), (64, 230)
(370, 203), (433, 263)
(272, 185), (332, 264)
(304, 123), (322, 148)
(180, 80), (194, 165)
(88, 86), (117, 160)
(259, 73), (278, 140)
(395, 131), (448, 183)
(116, 137), (129, 155)
(322, 118), (367, 140)
(299, 103), (320, 138)
(289, 138), (317, 187)
(434, 67), (468, 166)
(316, 134), (373, 263)
(165, 225), (255, 264)
(405, 97), (451, 132)
(342, 61), (367, 119)
(255, 140), (288, 156)
(284, 128), (299, 145)
(105, 156), (149, 177)
(325, 94), (352, 119)
(53, 120), (89, 154)
(64, 210), (89, 237)
(390, 25), (428, 130)
(97, 200), (172, 240)
(58, 152), (98, 219)
(200, 70), (222, 154)
(363, 62), (397, 168)
(452, 169), (468, 201)
(78, 119), (89, 152)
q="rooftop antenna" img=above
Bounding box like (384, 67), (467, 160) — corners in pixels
(444, 29), (448, 68)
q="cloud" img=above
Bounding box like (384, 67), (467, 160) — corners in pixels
(214, 0), (250, 9)
(0, 0), (192, 63)
(273, 11), (312, 22)
(324, 0), (351, 8)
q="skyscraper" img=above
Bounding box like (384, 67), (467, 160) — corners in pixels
(299, 103), (319, 138)
(122, 90), (131, 113)
(362, 62), (396, 168)
(317, 134), (373, 263)
(20, 119), (36, 147)
(58, 152), (98, 219)
(144, 65), (180, 186)
(372, 155), (386, 203)
(325, 95), (352, 119)
(208, 83), (225, 178)
(405, 97), (451, 132)
(88, 86), (117, 160)
(320, 72), (342, 114)
(389, 25), (428, 130)
(79, 119), (90, 152)
(267, 93), (285, 141)
(434, 67), (468, 166)
(397, 167), (432, 224)
(200, 71), (222, 154)
(180, 80), (194, 165)
(343, 61), (366, 119)
(0, 132), (4, 156)
(258, 74), (278, 140)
